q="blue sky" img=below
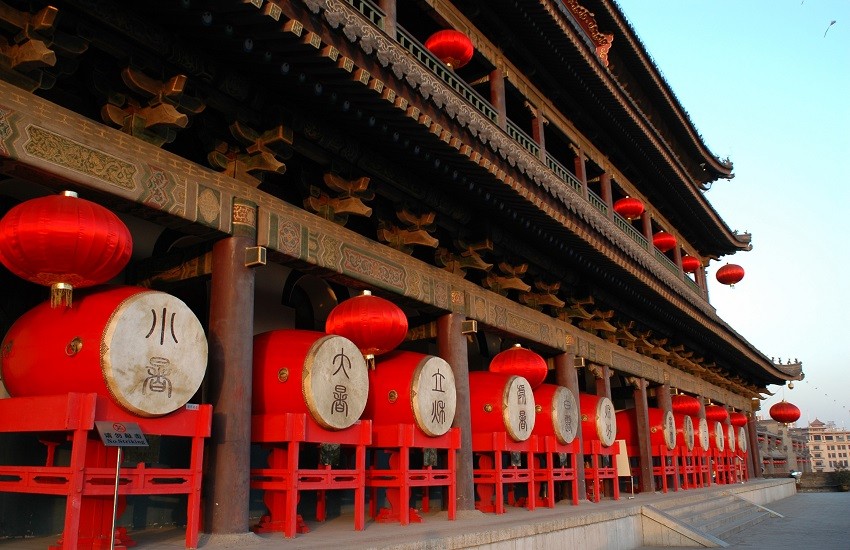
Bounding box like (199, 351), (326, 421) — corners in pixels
(615, 0), (850, 426)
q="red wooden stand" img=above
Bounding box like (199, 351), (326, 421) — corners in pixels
(533, 436), (579, 507)
(677, 448), (700, 489)
(472, 433), (537, 514)
(0, 393), (211, 550)
(583, 440), (620, 502)
(711, 449), (732, 485)
(694, 447), (712, 487)
(250, 413), (371, 538)
(733, 451), (748, 482)
(652, 445), (679, 493)
(366, 425), (459, 524)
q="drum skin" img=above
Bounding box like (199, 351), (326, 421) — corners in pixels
(469, 372), (535, 442)
(616, 407), (676, 451)
(727, 423), (736, 452)
(674, 413), (695, 452)
(710, 421), (726, 451)
(364, 350), (457, 436)
(737, 426), (748, 453)
(579, 393), (617, 447)
(0, 285), (208, 417)
(697, 417), (711, 452)
(252, 329), (368, 430)
(532, 384), (579, 445)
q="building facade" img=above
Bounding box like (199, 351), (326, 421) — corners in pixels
(758, 418), (810, 475)
(0, 0), (802, 539)
(796, 419), (850, 473)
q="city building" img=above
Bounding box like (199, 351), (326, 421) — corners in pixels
(796, 419), (850, 473)
(757, 418), (810, 475)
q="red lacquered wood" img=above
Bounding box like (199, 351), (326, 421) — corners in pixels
(469, 372), (535, 441)
(578, 393), (617, 447)
(674, 413), (695, 452)
(616, 407), (676, 451)
(532, 384), (578, 445)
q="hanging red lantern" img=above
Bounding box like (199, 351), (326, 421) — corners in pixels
(730, 411), (748, 427)
(671, 394), (701, 417)
(613, 197), (644, 220)
(716, 264), (745, 287)
(705, 404), (729, 423)
(769, 401), (801, 425)
(424, 30), (474, 69)
(681, 255), (701, 273)
(653, 231), (676, 253)
(325, 290), (408, 363)
(488, 343), (548, 389)
(0, 191), (133, 307)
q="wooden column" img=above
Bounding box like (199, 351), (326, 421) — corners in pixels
(204, 200), (258, 533)
(641, 211), (653, 243)
(658, 383), (673, 413)
(531, 108), (546, 162)
(673, 246), (683, 274)
(630, 377), (656, 492)
(747, 411), (762, 478)
(697, 267), (709, 300)
(379, 0), (396, 38)
(573, 149), (588, 198)
(591, 363), (612, 400)
(599, 173), (613, 216)
(437, 313), (475, 510)
(555, 352), (587, 499)
(489, 68), (507, 130)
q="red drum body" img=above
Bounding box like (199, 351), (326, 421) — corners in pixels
(737, 426), (748, 453)
(674, 414), (695, 452)
(709, 421), (725, 451)
(579, 393), (617, 447)
(1, 286), (208, 417)
(253, 330), (368, 430)
(616, 407), (676, 451)
(364, 351), (457, 436)
(697, 417), (710, 452)
(532, 384), (579, 445)
(469, 372), (535, 441)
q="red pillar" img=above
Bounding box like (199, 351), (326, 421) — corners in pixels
(600, 173), (613, 218)
(489, 68), (506, 130)
(632, 378), (656, 492)
(574, 150), (588, 198)
(592, 364), (612, 400)
(747, 411), (763, 478)
(641, 211), (653, 243)
(531, 108), (546, 162)
(555, 352), (587, 499)
(379, 0), (396, 38)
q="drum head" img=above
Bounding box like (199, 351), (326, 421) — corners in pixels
(102, 291), (207, 417)
(595, 396), (617, 447)
(302, 334), (369, 430)
(662, 409), (676, 450)
(698, 417), (710, 451)
(727, 424), (736, 451)
(683, 415), (695, 451)
(738, 426), (748, 452)
(550, 386), (579, 444)
(410, 356), (457, 436)
(502, 375), (536, 441)
(714, 421), (725, 451)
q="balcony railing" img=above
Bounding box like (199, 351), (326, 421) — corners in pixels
(613, 213), (649, 250)
(588, 190), (608, 216)
(655, 249), (680, 276)
(507, 120), (540, 158)
(545, 153), (584, 194)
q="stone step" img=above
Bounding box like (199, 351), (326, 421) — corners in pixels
(659, 494), (740, 520)
(709, 509), (773, 540)
(682, 498), (752, 525)
(699, 506), (767, 535)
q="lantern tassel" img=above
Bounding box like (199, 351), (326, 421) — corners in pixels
(366, 354), (376, 370)
(51, 282), (73, 308)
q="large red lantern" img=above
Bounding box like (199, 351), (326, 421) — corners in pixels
(424, 30), (474, 69)
(653, 231), (676, 253)
(488, 343), (548, 389)
(704, 404), (729, 423)
(325, 290), (408, 363)
(716, 264), (745, 287)
(681, 255), (701, 273)
(671, 394), (701, 417)
(613, 197), (644, 220)
(0, 191), (132, 307)
(730, 411), (748, 427)
(769, 401), (801, 425)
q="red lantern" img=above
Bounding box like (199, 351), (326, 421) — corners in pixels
(488, 343), (548, 389)
(325, 290), (408, 362)
(425, 30), (474, 69)
(716, 264), (745, 287)
(681, 255), (701, 273)
(730, 411), (748, 427)
(705, 404), (729, 423)
(769, 401), (801, 425)
(613, 197), (644, 220)
(653, 231), (676, 253)
(0, 191), (132, 307)
(671, 394), (701, 417)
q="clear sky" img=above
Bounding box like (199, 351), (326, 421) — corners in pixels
(615, 0), (850, 426)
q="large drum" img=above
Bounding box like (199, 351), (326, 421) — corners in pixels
(697, 417), (710, 452)
(737, 426), (748, 453)
(579, 393), (617, 447)
(364, 350), (457, 436)
(469, 371), (535, 441)
(726, 424), (736, 452)
(674, 413), (695, 452)
(253, 330), (368, 430)
(709, 421), (725, 451)
(616, 407), (676, 451)
(532, 384), (579, 445)
(1, 286), (207, 417)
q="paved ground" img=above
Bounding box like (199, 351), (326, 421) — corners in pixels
(1, 486), (847, 549)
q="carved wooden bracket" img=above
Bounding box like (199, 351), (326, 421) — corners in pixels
(578, 309), (617, 335)
(625, 376), (647, 390)
(587, 363), (612, 380)
(208, 122), (291, 187)
(483, 261), (531, 295)
(377, 206), (438, 254)
(435, 238), (493, 276)
(519, 279), (565, 310)
(102, 68), (206, 146)
(304, 172), (374, 225)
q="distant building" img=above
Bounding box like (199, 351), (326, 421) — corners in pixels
(757, 418), (810, 474)
(794, 419), (850, 473)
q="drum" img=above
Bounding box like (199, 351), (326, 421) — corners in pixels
(364, 350), (457, 436)
(532, 384), (579, 445)
(697, 417), (710, 452)
(727, 423), (736, 452)
(709, 421), (725, 451)
(616, 407), (676, 451)
(579, 393), (617, 447)
(674, 413), (695, 452)
(469, 371), (535, 441)
(737, 426), (748, 453)
(252, 329), (369, 430)
(1, 285), (207, 417)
